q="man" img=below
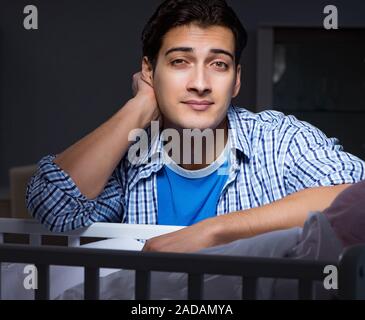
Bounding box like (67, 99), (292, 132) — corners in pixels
(26, 0), (365, 253)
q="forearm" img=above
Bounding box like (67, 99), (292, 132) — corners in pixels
(213, 183), (352, 244)
(54, 96), (153, 199)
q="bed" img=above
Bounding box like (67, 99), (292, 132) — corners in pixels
(0, 217), (364, 300)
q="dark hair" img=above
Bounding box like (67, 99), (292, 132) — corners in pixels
(141, 0), (247, 69)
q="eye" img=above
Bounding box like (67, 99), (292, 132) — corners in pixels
(171, 59), (187, 66)
(213, 61), (228, 70)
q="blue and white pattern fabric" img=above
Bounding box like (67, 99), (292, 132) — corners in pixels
(26, 106), (365, 232)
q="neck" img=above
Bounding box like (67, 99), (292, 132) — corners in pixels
(162, 117), (228, 170)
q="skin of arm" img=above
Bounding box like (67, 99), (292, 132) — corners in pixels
(54, 66), (159, 200)
(142, 183), (352, 253)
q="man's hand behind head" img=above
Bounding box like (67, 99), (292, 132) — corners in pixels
(130, 71), (161, 126)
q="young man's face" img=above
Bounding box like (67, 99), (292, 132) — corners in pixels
(146, 23), (241, 130)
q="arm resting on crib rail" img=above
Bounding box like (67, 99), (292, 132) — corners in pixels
(142, 183), (351, 253)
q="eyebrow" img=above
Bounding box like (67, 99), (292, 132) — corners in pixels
(165, 47), (234, 61)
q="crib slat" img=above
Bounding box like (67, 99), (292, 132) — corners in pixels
(298, 280), (313, 300)
(242, 277), (257, 300)
(35, 264), (49, 300)
(68, 236), (80, 247)
(188, 274), (203, 300)
(135, 270), (151, 300)
(84, 267), (99, 300)
(0, 262), (2, 300)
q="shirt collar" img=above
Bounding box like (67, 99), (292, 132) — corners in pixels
(226, 105), (252, 160)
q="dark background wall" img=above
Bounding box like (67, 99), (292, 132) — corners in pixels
(1, 0), (365, 192)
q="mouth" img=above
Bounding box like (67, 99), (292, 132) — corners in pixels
(182, 100), (214, 111)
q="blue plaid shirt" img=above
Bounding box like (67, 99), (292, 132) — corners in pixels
(26, 106), (365, 232)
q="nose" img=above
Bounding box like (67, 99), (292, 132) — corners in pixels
(186, 65), (212, 96)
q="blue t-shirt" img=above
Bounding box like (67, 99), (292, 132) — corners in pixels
(157, 142), (230, 226)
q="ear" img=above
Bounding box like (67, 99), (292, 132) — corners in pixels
(232, 64), (241, 98)
(142, 56), (154, 87)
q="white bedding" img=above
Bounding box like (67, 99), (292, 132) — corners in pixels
(0, 238), (144, 300)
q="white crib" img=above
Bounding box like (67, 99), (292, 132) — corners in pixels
(0, 217), (184, 299)
(0, 218), (364, 300)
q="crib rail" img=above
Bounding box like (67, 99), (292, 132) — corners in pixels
(0, 218), (183, 300)
(0, 243), (348, 300)
(0, 218), (184, 246)
(1, 219), (364, 300)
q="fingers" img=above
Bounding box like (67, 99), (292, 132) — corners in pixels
(131, 71), (154, 97)
(140, 74), (153, 88)
(131, 72), (140, 95)
(132, 82), (137, 96)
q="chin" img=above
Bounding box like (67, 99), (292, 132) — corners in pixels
(173, 116), (220, 130)
(161, 104), (225, 130)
